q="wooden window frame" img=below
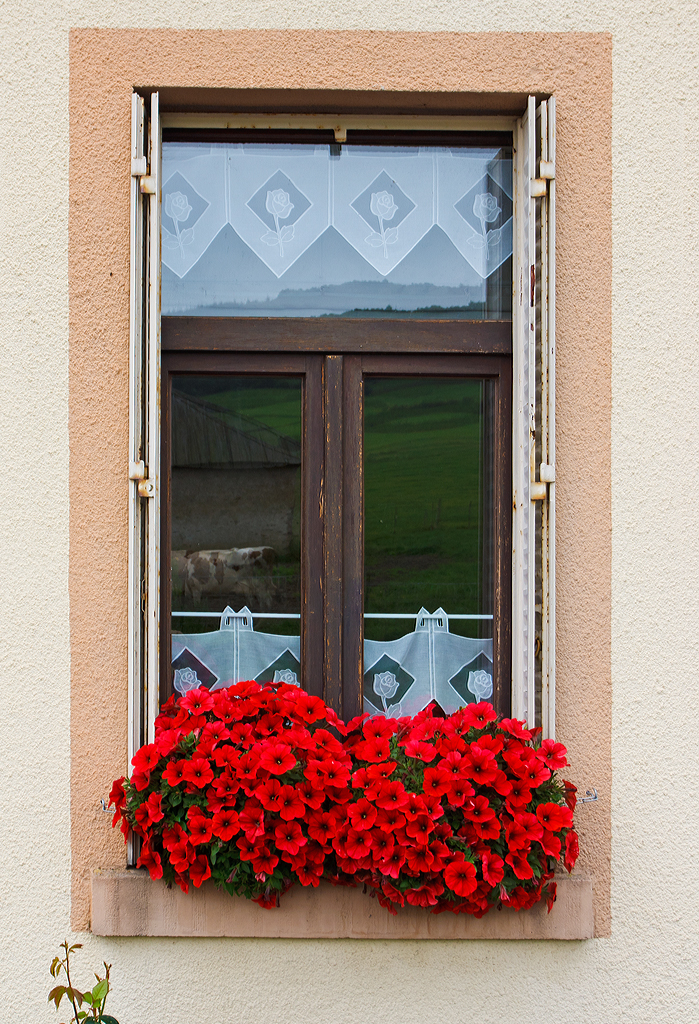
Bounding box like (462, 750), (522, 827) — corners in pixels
(161, 321), (512, 718)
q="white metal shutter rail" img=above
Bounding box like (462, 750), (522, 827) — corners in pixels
(128, 91), (161, 799)
(513, 96), (556, 734)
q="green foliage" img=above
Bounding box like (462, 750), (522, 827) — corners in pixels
(48, 941), (118, 1024)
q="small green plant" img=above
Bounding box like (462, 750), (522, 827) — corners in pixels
(48, 941), (119, 1024)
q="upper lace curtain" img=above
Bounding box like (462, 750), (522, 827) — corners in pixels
(161, 142), (513, 318)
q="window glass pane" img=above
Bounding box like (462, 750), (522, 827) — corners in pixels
(170, 375), (302, 692)
(363, 377), (494, 717)
(162, 141), (512, 319)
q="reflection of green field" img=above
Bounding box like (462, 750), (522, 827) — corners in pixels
(172, 375), (489, 644)
(364, 378), (485, 641)
(202, 379), (302, 442)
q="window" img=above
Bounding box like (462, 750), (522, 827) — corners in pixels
(128, 96), (555, 784)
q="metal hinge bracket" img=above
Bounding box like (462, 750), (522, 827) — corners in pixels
(129, 460), (155, 498)
(131, 156), (148, 176)
(531, 463), (555, 501)
(139, 175), (156, 195)
(531, 161), (555, 197)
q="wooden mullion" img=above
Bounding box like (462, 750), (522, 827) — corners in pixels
(493, 360), (513, 715)
(323, 354), (344, 712)
(303, 355), (324, 697)
(342, 355), (364, 721)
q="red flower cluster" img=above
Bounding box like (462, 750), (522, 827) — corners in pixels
(110, 682), (579, 915)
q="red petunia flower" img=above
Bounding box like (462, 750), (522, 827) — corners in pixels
(345, 828), (373, 860)
(238, 800), (265, 839)
(461, 701), (497, 729)
(374, 807), (406, 833)
(212, 808), (240, 841)
(499, 717), (533, 741)
(108, 776), (126, 811)
(316, 758), (351, 789)
(274, 820), (307, 855)
(180, 687), (215, 715)
(462, 744), (498, 786)
(307, 810), (336, 846)
(405, 813), (436, 845)
(353, 737), (391, 763)
(277, 784), (306, 821)
(131, 743), (160, 774)
(464, 795), (496, 824)
(403, 739), (438, 762)
(504, 777), (533, 812)
(366, 761), (397, 780)
(473, 817), (501, 841)
(403, 792), (428, 821)
(187, 806), (213, 845)
(371, 779), (408, 811)
(137, 843), (163, 881)
(405, 845), (435, 874)
(516, 759), (551, 788)
(292, 693), (327, 723)
(562, 779), (578, 811)
(505, 850), (534, 880)
(348, 798), (378, 831)
(444, 855), (478, 897)
(182, 757), (214, 790)
(405, 880), (445, 906)
(481, 850), (505, 886)
(189, 854), (212, 888)
(296, 778), (324, 810)
(512, 810), (544, 843)
(368, 828), (395, 860)
(564, 830), (579, 872)
(258, 741), (296, 776)
(377, 846), (407, 879)
(162, 759), (188, 788)
(539, 828), (562, 858)
(422, 766), (452, 798)
(536, 802), (574, 833)
(536, 738), (569, 770)
(248, 776), (279, 811)
(447, 777), (475, 807)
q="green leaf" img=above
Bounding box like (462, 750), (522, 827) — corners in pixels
(92, 979), (109, 1001)
(48, 985), (67, 1007)
(83, 991), (94, 1006)
(98, 1016), (120, 1024)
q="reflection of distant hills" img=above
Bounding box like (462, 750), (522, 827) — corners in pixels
(174, 280), (488, 318)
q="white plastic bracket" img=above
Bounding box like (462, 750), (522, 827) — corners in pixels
(131, 156), (148, 176)
(139, 175), (156, 195)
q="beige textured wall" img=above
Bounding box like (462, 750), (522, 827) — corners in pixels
(0, 8), (697, 1024)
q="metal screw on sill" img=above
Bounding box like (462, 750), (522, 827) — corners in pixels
(580, 788), (598, 804)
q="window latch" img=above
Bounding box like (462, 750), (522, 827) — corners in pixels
(531, 462), (555, 501)
(129, 460), (155, 498)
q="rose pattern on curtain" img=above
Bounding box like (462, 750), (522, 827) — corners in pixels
(172, 607), (493, 718)
(161, 143), (513, 284)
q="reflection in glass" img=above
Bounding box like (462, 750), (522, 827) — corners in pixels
(162, 141), (512, 319)
(363, 378), (494, 717)
(170, 376), (302, 690)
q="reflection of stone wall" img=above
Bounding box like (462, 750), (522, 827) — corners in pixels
(172, 467), (300, 553)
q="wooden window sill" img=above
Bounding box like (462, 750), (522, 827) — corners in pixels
(91, 869), (593, 940)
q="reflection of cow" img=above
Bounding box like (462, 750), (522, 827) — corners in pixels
(172, 547), (277, 607)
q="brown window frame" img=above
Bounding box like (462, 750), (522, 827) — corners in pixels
(161, 319), (512, 717)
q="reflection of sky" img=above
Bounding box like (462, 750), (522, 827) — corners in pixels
(163, 224), (511, 316)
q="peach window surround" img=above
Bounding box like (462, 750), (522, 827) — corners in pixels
(69, 29), (611, 937)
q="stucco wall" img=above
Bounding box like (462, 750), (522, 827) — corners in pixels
(0, 6), (697, 1024)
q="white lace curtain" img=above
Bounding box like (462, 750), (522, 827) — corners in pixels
(161, 143), (513, 284)
(172, 606), (493, 718)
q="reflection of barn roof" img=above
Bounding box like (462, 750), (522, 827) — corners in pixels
(172, 391), (301, 469)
